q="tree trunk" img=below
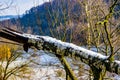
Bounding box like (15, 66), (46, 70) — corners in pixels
(0, 28), (120, 78)
(56, 55), (78, 80)
(91, 65), (106, 80)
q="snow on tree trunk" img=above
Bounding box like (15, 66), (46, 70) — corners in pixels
(0, 28), (120, 75)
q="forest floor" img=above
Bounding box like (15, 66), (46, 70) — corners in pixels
(1, 49), (120, 80)
(7, 52), (120, 80)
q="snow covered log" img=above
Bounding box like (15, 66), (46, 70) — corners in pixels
(0, 27), (120, 75)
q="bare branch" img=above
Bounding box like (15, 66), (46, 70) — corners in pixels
(0, 0), (13, 11)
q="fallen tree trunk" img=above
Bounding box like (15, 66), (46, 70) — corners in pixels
(0, 27), (120, 75)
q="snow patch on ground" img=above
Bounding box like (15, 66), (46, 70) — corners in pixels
(2, 52), (120, 80)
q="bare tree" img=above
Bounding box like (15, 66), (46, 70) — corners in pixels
(78, 0), (120, 79)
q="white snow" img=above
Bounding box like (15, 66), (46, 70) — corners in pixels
(4, 55), (120, 80)
(3, 32), (120, 79)
(40, 36), (108, 60)
(4, 31), (109, 61)
(10, 32), (108, 60)
(115, 60), (120, 64)
(114, 75), (120, 80)
(1, 49), (120, 80)
(6, 32), (113, 61)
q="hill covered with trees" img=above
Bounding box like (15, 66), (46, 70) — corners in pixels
(0, 0), (120, 45)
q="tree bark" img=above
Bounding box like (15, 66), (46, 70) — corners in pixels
(0, 28), (120, 75)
